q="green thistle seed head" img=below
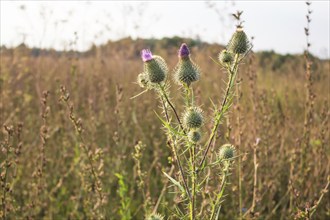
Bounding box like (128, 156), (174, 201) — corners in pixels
(183, 107), (203, 129)
(174, 44), (200, 86)
(218, 49), (233, 64)
(137, 73), (149, 88)
(144, 55), (168, 83)
(146, 213), (164, 220)
(218, 144), (236, 160)
(188, 130), (201, 143)
(227, 28), (249, 54)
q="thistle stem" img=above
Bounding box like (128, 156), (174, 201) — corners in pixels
(158, 84), (186, 134)
(184, 84), (196, 220)
(210, 163), (230, 220)
(158, 88), (191, 201)
(167, 140), (192, 201)
(198, 54), (239, 169)
(189, 143), (196, 220)
(184, 83), (192, 108)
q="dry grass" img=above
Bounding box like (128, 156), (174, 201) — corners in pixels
(0, 37), (329, 219)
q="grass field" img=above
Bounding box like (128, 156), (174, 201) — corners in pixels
(1, 34), (329, 219)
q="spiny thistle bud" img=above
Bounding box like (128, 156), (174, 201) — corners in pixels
(174, 43), (200, 86)
(183, 107), (203, 129)
(137, 73), (149, 88)
(188, 130), (201, 143)
(146, 213), (164, 220)
(218, 144), (236, 160)
(218, 49), (233, 64)
(141, 49), (168, 83)
(227, 28), (249, 54)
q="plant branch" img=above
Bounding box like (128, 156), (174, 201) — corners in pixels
(158, 84), (186, 135)
(158, 94), (192, 201)
(198, 55), (239, 170)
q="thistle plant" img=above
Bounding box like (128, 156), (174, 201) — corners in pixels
(134, 13), (250, 219)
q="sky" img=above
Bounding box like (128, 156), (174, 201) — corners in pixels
(1, 0), (329, 59)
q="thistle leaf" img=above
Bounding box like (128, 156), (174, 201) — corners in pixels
(130, 89), (149, 99)
(162, 171), (185, 194)
(154, 111), (184, 136)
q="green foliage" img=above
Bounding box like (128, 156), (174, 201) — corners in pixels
(115, 173), (132, 220)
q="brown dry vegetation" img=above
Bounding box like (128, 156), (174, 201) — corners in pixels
(0, 37), (329, 219)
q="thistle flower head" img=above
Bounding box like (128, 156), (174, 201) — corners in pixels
(141, 49), (168, 84)
(146, 213), (164, 220)
(218, 49), (233, 64)
(218, 144), (236, 160)
(178, 43), (190, 58)
(183, 107), (203, 129)
(174, 44), (200, 86)
(227, 28), (249, 54)
(188, 130), (202, 143)
(141, 49), (153, 62)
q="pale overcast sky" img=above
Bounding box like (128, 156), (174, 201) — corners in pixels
(1, 1), (329, 58)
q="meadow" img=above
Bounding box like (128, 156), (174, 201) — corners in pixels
(0, 13), (329, 220)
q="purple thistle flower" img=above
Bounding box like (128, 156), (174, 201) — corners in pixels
(178, 43), (190, 58)
(141, 49), (153, 62)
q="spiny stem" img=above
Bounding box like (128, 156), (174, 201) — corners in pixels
(158, 84), (186, 134)
(167, 140), (192, 201)
(184, 83), (192, 108)
(189, 143), (196, 220)
(210, 163), (230, 220)
(198, 54), (239, 169)
(159, 93), (191, 201)
(160, 96), (170, 123)
(184, 84), (196, 219)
